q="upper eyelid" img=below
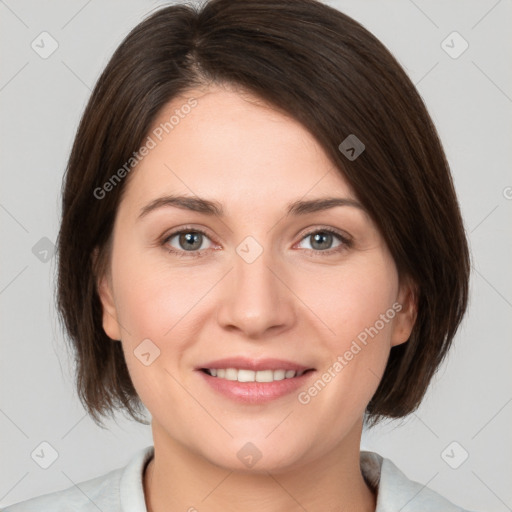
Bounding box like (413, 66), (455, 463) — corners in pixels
(162, 226), (217, 245)
(296, 225), (352, 241)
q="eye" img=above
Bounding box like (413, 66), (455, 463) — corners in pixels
(162, 226), (352, 259)
(163, 227), (214, 258)
(295, 228), (351, 255)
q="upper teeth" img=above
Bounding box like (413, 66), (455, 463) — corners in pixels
(207, 368), (306, 382)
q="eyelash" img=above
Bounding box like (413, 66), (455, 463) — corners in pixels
(162, 225), (352, 259)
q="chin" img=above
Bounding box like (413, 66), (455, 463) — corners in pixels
(201, 440), (311, 475)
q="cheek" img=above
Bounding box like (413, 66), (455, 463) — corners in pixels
(302, 254), (399, 347)
(295, 254), (399, 409)
(112, 245), (210, 340)
(110, 253), (202, 407)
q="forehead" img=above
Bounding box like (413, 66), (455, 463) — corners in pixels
(120, 86), (357, 218)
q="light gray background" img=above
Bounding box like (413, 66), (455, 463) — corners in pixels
(1, 0), (511, 510)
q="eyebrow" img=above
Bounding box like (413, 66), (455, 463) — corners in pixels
(137, 195), (365, 220)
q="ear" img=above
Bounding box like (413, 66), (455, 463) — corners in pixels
(93, 248), (122, 341)
(390, 276), (418, 347)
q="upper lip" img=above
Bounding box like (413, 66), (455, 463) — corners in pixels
(197, 357), (314, 372)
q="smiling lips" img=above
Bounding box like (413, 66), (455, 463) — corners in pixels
(196, 356), (316, 403)
(202, 367), (311, 382)
(197, 356), (314, 379)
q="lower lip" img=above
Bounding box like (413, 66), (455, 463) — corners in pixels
(197, 369), (316, 404)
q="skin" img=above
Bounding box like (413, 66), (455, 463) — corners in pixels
(98, 84), (416, 512)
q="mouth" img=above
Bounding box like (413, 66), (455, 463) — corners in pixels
(199, 367), (315, 382)
(195, 357), (316, 403)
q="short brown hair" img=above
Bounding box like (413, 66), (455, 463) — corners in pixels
(56, 0), (470, 427)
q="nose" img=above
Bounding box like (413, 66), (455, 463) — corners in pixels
(215, 241), (297, 339)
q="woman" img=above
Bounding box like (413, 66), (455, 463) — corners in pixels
(4, 0), (475, 510)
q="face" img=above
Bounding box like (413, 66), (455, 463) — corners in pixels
(98, 85), (415, 473)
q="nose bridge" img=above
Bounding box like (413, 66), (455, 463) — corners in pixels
(215, 234), (295, 337)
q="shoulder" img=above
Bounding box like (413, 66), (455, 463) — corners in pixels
(1, 467), (123, 512)
(361, 450), (477, 512)
(2, 446), (154, 512)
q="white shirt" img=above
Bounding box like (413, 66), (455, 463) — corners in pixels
(3, 446), (474, 511)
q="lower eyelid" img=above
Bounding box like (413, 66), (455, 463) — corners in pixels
(296, 233), (350, 254)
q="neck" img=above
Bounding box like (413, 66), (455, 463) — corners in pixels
(143, 418), (376, 512)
